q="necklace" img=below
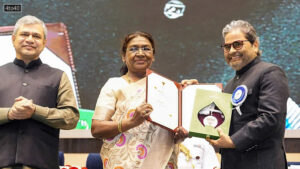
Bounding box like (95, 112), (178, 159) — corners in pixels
(124, 74), (132, 84)
(124, 72), (146, 84)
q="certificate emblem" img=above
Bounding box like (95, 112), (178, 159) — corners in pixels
(198, 103), (225, 128)
(231, 85), (248, 115)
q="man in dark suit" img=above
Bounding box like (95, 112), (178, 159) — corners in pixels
(0, 15), (79, 169)
(208, 20), (289, 169)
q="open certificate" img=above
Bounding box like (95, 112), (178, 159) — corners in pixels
(146, 69), (232, 139)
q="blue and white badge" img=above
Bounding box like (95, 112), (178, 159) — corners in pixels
(231, 85), (248, 115)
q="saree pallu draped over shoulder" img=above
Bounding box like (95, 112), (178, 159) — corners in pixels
(99, 77), (178, 169)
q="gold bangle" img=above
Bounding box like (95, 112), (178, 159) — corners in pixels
(118, 119), (123, 133)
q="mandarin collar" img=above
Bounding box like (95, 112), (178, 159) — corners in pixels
(13, 58), (42, 69)
(236, 56), (261, 76)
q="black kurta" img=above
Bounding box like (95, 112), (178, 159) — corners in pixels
(221, 57), (289, 169)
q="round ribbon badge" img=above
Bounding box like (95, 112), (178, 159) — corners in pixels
(231, 85), (248, 115)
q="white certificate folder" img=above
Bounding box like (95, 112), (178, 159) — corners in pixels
(146, 69), (224, 133)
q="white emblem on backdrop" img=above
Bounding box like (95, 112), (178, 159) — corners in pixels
(164, 0), (186, 19)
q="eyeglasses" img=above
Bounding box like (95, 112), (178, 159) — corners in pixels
(127, 46), (153, 54)
(221, 40), (249, 53)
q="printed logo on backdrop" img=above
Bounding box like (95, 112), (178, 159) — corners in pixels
(164, 0), (186, 19)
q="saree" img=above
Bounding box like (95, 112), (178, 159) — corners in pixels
(93, 77), (178, 169)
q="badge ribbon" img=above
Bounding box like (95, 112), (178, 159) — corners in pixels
(231, 85), (248, 115)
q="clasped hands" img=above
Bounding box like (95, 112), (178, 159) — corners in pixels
(8, 96), (36, 120)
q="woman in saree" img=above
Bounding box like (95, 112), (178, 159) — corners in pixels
(91, 31), (187, 169)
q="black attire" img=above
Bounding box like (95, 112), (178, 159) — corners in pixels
(0, 59), (64, 169)
(221, 57), (289, 169)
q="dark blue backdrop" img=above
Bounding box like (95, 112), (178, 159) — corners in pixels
(1, 0), (299, 109)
